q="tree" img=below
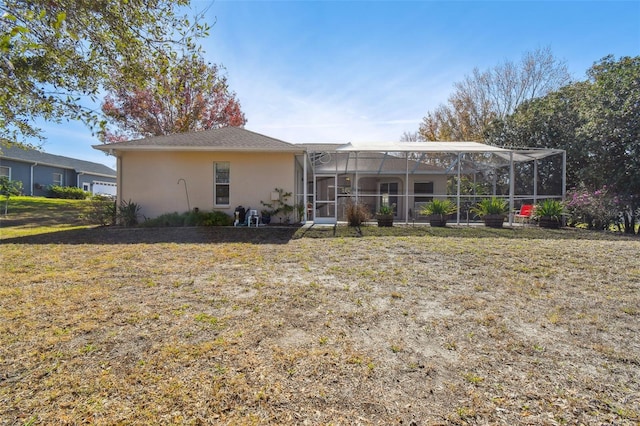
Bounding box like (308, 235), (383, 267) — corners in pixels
(1, 176), (22, 215)
(579, 55), (640, 233)
(100, 54), (247, 142)
(485, 82), (588, 194)
(0, 0), (207, 147)
(418, 47), (571, 141)
(399, 131), (424, 142)
(486, 55), (640, 234)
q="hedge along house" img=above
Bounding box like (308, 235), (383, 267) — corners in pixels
(93, 127), (565, 225)
(0, 145), (117, 197)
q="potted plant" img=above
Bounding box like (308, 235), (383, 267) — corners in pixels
(534, 199), (565, 229)
(260, 209), (271, 224)
(420, 198), (456, 227)
(376, 203), (395, 227)
(471, 197), (508, 228)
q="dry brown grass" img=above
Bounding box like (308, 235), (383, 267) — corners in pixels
(1, 222), (639, 425)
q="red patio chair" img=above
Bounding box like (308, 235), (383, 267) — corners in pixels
(514, 204), (535, 225)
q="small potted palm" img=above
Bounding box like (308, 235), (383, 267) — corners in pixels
(471, 197), (508, 228)
(376, 203), (395, 227)
(534, 199), (565, 229)
(420, 198), (456, 227)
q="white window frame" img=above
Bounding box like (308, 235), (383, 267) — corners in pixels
(0, 166), (10, 179)
(213, 162), (230, 207)
(52, 172), (63, 186)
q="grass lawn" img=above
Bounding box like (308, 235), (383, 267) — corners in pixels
(1, 198), (639, 424)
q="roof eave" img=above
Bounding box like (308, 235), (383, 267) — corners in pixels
(93, 145), (304, 154)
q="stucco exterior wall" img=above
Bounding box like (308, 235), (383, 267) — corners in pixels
(119, 151), (296, 219)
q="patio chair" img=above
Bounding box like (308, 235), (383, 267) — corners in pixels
(514, 204), (535, 225)
(247, 209), (260, 227)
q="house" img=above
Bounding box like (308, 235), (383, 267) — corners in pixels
(93, 127), (306, 221)
(93, 127), (566, 225)
(0, 145), (117, 197)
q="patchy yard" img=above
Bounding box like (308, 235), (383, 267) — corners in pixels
(1, 224), (639, 425)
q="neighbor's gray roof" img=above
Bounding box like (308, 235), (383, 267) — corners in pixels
(93, 127), (303, 153)
(1, 145), (116, 177)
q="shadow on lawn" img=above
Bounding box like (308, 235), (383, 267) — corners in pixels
(296, 223), (637, 241)
(2, 223), (635, 245)
(0, 226), (301, 245)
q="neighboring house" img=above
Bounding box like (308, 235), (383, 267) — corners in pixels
(94, 127), (565, 225)
(0, 145), (117, 197)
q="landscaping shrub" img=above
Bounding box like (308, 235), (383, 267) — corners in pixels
(83, 195), (116, 226)
(142, 210), (233, 227)
(206, 211), (233, 226)
(345, 201), (370, 227)
(566, 185), (619, 230)
(118, 199), (141, 226)
(48, 185), (88, 199)
(142, 212), (186, 227)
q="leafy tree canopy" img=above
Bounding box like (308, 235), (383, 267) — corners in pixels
(0, 0), (208, 147)
(418, 47), (570, 141)
(486, 55), (640, 233)
(100, 53), (247, 142)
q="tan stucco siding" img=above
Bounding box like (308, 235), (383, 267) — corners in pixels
(119, 151), (296, 219)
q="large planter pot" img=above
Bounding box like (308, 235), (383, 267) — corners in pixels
(376, 214), (394, 227)
(538, 216), (561, 229)
(427, 214), (448, 227)
(482, 214), (506, 228)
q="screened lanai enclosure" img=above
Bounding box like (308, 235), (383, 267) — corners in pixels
(294, 141), (566, 225)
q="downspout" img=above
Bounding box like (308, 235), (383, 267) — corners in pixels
(30, 162), (38, 195)
(77, 172), (85, 191)
(116, 156), (122, 211)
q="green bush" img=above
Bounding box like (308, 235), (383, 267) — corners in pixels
(470, 197), (509, 217)
(83, 195), (116, 226)
(420, 199), (457, 216)
(118, 199), (141, 226)
(142, 210), (233, 227)
(190, 210), (233, 226)
(142, 212), (185, 227)
(48, 185), (88, 199)
(535, 199), (565, 220)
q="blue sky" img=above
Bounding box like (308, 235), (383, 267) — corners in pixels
(38, 0), (639, 168)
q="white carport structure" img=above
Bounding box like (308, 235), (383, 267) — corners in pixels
(301, 141), (566, 225)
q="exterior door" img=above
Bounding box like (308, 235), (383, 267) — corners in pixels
(314, 175), (337, 224)
(379, 181), (399, 217)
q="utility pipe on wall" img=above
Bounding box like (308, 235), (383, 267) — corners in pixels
(29, 162), (38, 196)
(177, 178), (190, 212)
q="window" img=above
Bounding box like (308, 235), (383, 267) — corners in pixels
(53, 173), (63, 186)
(0, 166), (9, 179)
(414, 181), (434, 203)
(214, 162), (230, 206)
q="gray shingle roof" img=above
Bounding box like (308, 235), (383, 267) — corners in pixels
(1, 145), (116, 177)
(93, 127), (303, 152)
